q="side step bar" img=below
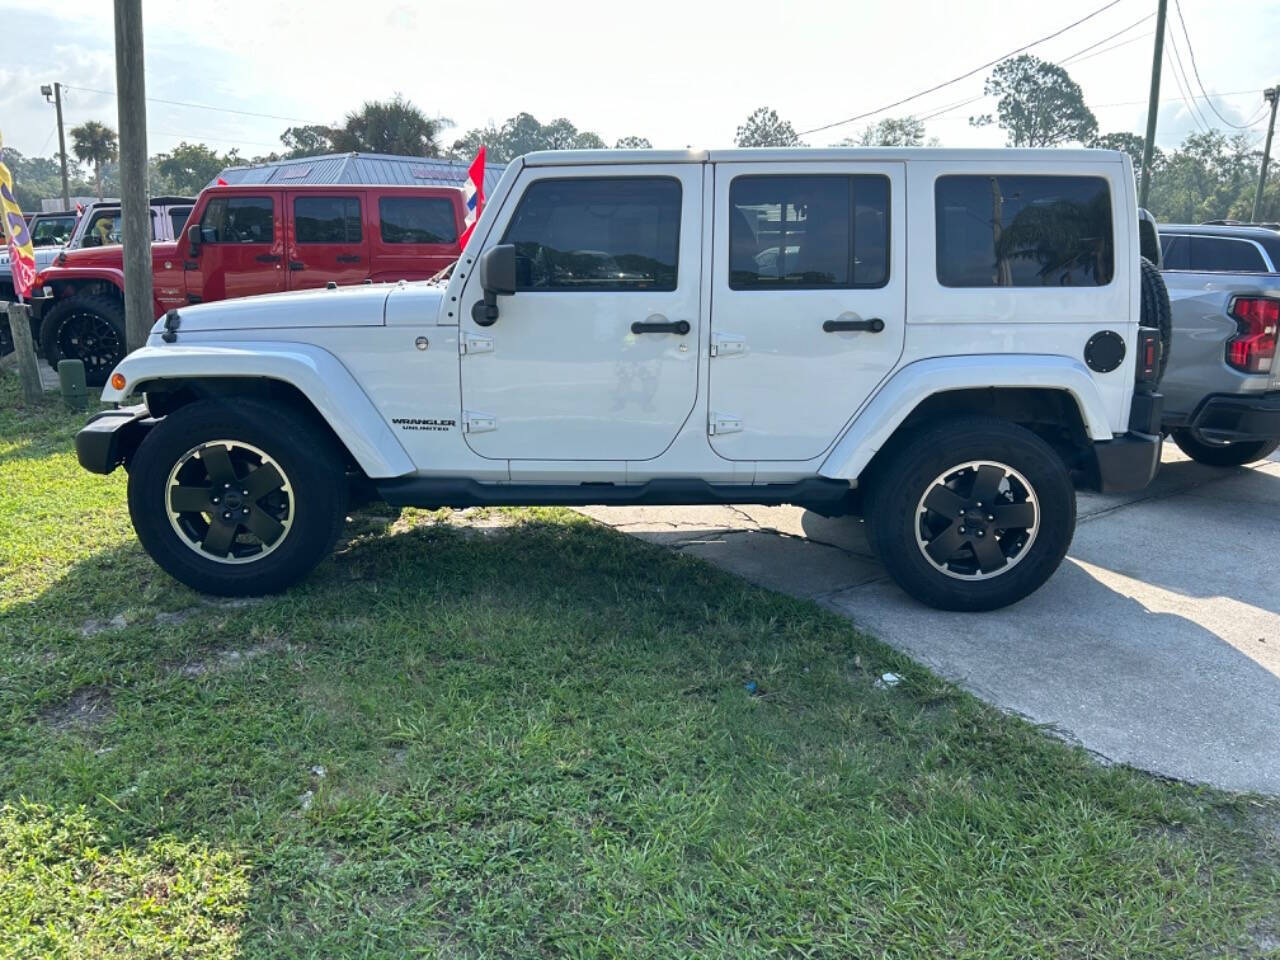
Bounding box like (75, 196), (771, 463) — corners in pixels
(375, 476), (854, 513)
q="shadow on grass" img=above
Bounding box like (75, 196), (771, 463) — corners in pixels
(2, 511), (1278, 958)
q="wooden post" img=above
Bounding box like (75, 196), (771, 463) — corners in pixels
(6, 303), (43, 403)
(113, 0), (154, 351)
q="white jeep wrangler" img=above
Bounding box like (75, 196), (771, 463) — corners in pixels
(77, 148), (1168, 611)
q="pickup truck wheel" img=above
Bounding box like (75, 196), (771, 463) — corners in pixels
(127, 399), (347, 596)
(866, 417), (1075, 611)
(1171, 428), (1280, 467)
(39, 294), (127, 387)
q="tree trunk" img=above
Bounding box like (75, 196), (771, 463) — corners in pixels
(95, 162), (103, 200)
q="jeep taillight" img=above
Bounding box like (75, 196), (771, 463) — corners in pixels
(1226, 296), (1279, 374)
(1136, 329), (1161, 384)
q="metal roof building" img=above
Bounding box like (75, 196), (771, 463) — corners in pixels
(211, 152), (505, 194)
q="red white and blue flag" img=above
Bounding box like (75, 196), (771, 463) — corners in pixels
(459, 146), (485, 248)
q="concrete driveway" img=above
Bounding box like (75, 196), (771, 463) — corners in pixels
(579, 448), (1280, 794)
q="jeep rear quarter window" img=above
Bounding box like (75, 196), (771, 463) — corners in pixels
(935, 175), (1114, 287)
(296, 196), (362, 243)
(729, 174), (889, 289)
(378, 196), (457, 244)
(169, 207), (193, 237)
(500, 177), (681, 291)
(199, 197), (275, 243)
(82, 210), (156, 247)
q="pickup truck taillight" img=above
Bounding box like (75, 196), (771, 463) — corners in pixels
(1226, 296), (1279, 374)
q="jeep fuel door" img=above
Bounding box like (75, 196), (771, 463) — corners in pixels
(457, 165), (703, 461)
(185, 191), (286, 304)
(708, 163), (906, 460)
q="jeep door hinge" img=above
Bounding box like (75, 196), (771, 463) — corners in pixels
(708, 411), (743, 435)
(460, 332), (494, 355)
(463, 411), (497, 433)
(709, 333), (746, 358)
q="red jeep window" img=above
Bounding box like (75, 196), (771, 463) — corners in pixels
(295, 196), (362, 244)
(199, 197), (275, 244)
(379, 196), (457, 244)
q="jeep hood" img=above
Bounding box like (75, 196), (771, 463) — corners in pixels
(150, 281), (444, 334)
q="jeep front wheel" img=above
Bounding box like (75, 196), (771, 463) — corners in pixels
(127, 399), (347, 596)
(39, 294), (127, 387)
(866, 416), (1075, 611)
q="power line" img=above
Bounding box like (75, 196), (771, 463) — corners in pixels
(61, 83), (326, 126)
(1059, 11), (1153, 65)
(1170, 0), (1257, 130)
(1165, 30), (1213, 133)
(1061, 29), (1153, 67)
(797, 0), (1128, 136)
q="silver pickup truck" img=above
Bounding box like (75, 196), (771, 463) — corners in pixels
(1157, 223), (1280, 466)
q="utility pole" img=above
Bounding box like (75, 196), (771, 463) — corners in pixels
(40, 83), (71, 209)
(113, 0), (154, 352)
(1138, 0), (1168, 210)
(1251, 86), (1278, 223)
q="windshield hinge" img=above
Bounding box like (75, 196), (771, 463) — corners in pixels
(463, 411), (497, 434)
(709, 333), (746, 358)
(460, 332), (493, 355)
(708, 411), (743, 435)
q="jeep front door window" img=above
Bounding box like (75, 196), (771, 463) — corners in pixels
(288, 194), (368, 290)
(186, 194), (285, 303)
(457, 169), (701, 463)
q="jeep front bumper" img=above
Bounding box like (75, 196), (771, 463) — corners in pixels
(1185, 391), (1280, 443)
(75, 405), (155, 475)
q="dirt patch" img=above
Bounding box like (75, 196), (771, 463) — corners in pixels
(40, 686), (113, 732)
(80, 614), (128, 637)
(176, 639), (293, 678)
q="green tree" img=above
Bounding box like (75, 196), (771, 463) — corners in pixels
(448, 113), (610, 163)
(151, 142), (229, 195)
(1144, 130), (1260, 223)
(280, 124), (336, 159)
(70, 120), (119, 199)
(330, 95), (447, 157)
(838, 115), (938, 147)
(735, 107), (804, 148)
(971, 55), (1097, 147)
(614, 136), (652, 149)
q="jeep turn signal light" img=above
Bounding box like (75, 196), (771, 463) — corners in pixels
(1226, 296), (1279, 374)
(110, 373), (127, 391)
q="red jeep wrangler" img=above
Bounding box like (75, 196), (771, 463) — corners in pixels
(34, 183), (467, 384)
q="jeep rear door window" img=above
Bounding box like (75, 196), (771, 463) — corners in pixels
(1188, 236), (1268, 272)
(379, 197), (457, 244)
(169, 207), (193, 237)
(199, 197), (275, 243)
(501, 177), (681, 291)
(729, 174), (889, 289)
(295, 196), (362, 243)
(935, 175), (1114, 287)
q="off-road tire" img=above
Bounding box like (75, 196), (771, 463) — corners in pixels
(1171, 428), (1279, 467)
(1139, 256), (1172, 384)
(865, 416), (1076, 612)
(39, 294), (127, 387)
(128, 398), (348, 596)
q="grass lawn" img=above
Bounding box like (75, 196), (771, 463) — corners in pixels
(1, 374), (1277, 959)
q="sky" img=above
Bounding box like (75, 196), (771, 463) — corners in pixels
(0, 0), (1276, 164)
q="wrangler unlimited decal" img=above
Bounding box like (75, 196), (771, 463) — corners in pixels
(392, 417), (457, 432)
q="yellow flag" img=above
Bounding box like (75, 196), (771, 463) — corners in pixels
(0, 155), (37, 300)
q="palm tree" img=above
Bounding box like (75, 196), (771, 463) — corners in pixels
(70, 121), (119, 199)
(330, 96), (447, 157)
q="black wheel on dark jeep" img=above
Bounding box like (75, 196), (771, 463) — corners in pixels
(1171, 428), (1280, 467)
(865, 416), (1076, 611)
(127, 398), (348, 596)
(39, 294), (127, 387)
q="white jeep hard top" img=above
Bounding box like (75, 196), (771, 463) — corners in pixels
(78, 148), (1169, 610)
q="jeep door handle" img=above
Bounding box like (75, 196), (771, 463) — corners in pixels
(335, 254), (361, 263)
(823, 317), (885, 333)
(631, 319), (690, 335)
(255, 253), (281, 263)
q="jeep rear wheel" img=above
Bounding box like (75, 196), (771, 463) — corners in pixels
(128, 399), (347, 596)
(866, 416), (1075, 611)
(40, 294), (127, 387)
(1171, 428), (1280, 467)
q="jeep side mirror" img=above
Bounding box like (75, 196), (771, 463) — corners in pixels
(471, 244), (517, 326)
(187, 223), (202, 258)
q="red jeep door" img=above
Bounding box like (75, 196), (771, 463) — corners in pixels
(185, 191), (285, 304)
(286, 191), (370, 289)
(368, 190), (462, 281)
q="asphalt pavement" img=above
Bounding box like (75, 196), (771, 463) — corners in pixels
(578, 447), (1280, 794)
